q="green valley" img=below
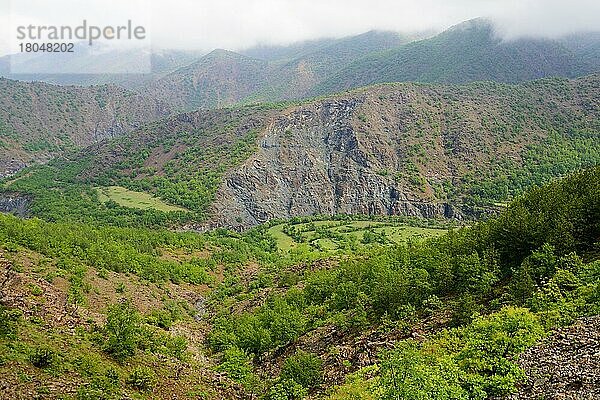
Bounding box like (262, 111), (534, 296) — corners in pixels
(267, 217), (448, 251)
(0, 9), (599, 400)
(0, 166), (598, 399)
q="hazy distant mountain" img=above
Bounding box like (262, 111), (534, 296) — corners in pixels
(144, 49), (272, 110)
(3, 20), (598, 113)
(240, 37), (339, 61)
(254, 30), (424, 100)
(0, 45), (203, 88)
(314, 19), (600, 94)
(558, 31), (600, 71)
(143, 30), (422, 110)
(144, 21), (599, 111)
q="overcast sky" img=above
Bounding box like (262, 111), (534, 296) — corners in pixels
(1, 0), (600, 56)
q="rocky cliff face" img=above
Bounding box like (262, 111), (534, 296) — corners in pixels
(0, 193), (30, 217)
(209, 93), (462, 229)
(0, 78), (172, 176)
(0, 160), (27, 179)
(207, 76), (598, 229)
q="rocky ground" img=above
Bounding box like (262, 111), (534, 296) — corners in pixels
(509, 315), (600, 400)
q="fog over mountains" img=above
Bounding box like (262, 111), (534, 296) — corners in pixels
(3, 19), (598, 113)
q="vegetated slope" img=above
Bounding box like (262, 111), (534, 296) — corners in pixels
(0, 217), (263, 399)
(205, 166), (600, 399)
(314, 19), (600, 95)
(249, 30), (420, 101)
(0, 78), (172, 177)
(209, 73), (600, 228)
(143, 31), (417, 110)
(6, 74), (599, 229)
(0, 165), (598, 399)
(144, 19), (600, 112)
(240, 37), (340, 61)
(558, 31), (600, 74)
(144, 49), (273, 110)
(1, 104), (275, 226)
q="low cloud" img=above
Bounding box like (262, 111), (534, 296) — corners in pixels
(148, 0), (600, 50)
(1, 0), (599, 56)
(488, 0), (600, 39)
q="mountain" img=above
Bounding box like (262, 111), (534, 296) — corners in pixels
(240, 37), (340, 61)
(6, 74), (599, 229)
(208, 74), (600, 228)
(0, 31), (418, 110)
(144, 49), (273, 110)
(558, 31), (600, 71)
(142, 31), (420, 110)
(142, 21), (600, 112)
(315, 19), (600, 94)
(3, 22), (598, 113)
(0, 78), (171, 177)
(252, 30), (423, 101)
(0, 46), (204, 88)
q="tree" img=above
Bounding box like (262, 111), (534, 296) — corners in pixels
(378, 341), (467, 400)
(104, 300), (141, 361)
(281, 350), (323, 389)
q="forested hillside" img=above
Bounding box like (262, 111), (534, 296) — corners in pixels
(0, 165), (598, 399)
(142, 31), (415, 110)
(315, 19), (600, 95)
(4, 74), (598, 229)
(0, 78), (171, 177)
(141, 20), (600, 111)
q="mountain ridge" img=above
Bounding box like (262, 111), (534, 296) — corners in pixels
(5, 73), (599, 230)
(313, 18), (598, 95)
(2, 20), (598, 115)
(0, 78), (172, 177)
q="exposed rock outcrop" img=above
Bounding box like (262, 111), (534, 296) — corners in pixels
(209, 95), (464, 229)
(0, 192), (30, 217)
(0, 160), (27, 179)
(508, 315), (600, 400)
(0, 78), (172, 175)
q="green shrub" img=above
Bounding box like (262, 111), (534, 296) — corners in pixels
(0, 306), (20, 338)
(29, 346), (56, 368)
(103, 300), (141, 361)
(377, 307), (545, 399)
(281, 350), (322, 389)
(76, 376), (120, 400)
(379, 342), (467, 400)
(147, 309), (174, 329)
(456, 307), (545, 396)
(266, 379), (307, 400)
(126, 367), (156, 391)
(166, 335), (188, 359)
(217, 346), (254, 383)
(211, 296), (307, 356)
(450, 294), (482, 327)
